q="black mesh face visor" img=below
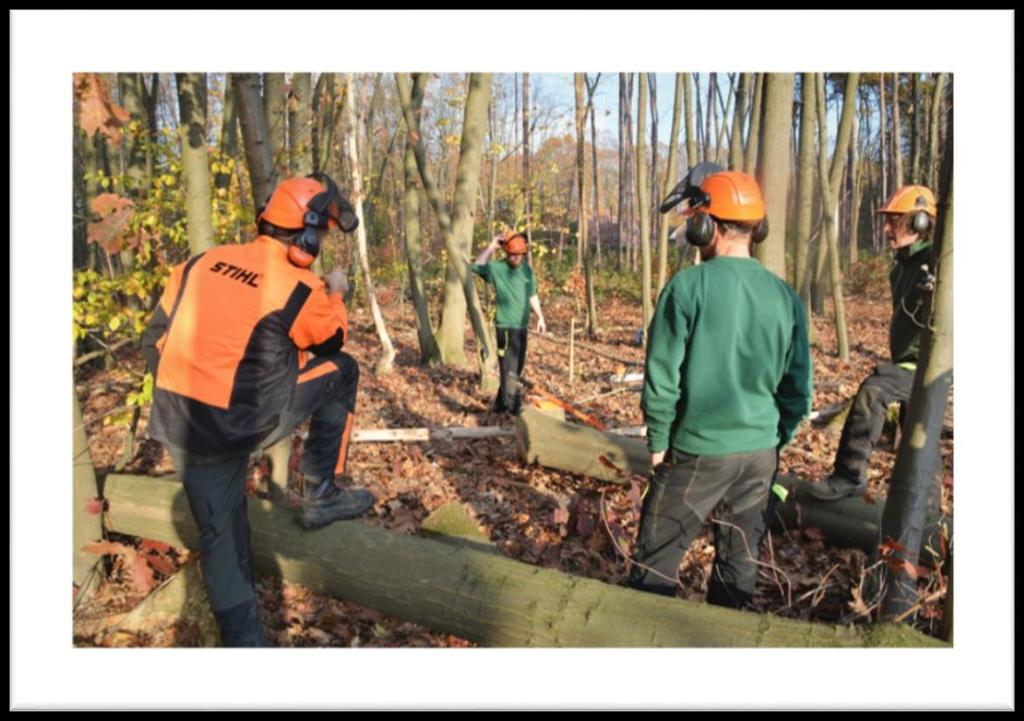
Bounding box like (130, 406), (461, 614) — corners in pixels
(307, 172), (359, 233)
(657, 161), (725, 214)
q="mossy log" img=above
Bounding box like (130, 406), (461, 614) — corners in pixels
(101, 473), (944, 648)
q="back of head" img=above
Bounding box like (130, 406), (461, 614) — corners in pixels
(685, 171), (768, 247)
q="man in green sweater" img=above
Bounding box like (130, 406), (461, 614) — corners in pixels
(806, 185), (938, 500)
(472, 232), (547, 415)
(630, 171), (812, 609)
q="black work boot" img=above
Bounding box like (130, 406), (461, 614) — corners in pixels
(298, 476), (375, 530)
(803, 475), (868, 501)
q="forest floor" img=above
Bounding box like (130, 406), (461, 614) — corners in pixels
(72, 257), (953, 647)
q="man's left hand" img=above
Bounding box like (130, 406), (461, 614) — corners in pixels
(651, 450), (666, 467)
(536, 317), (547, 334)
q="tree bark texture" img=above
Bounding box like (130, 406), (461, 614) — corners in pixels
(263, 73), (288, 180)
(288, 72), (313, 177)
(657, 73), (684, 296)
(754, 73), (793, 279)
(99, 473), (944, 647)
(636, 73), (653, 338)
(233, 73), (275, 209)
(175, 73), (214, 255)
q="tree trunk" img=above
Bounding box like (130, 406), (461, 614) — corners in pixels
(879, 73), (889, 205)
(175, 73), (214, 255)
(587, 75), (602, 269)
(728, 73), (750, 170)
(927, 73), (946, 189)
(118, 73), (148, 196)
(794, 73), (817, 303)
(617, 74), (628, 270)
(395, 73), (497, 387)
(402, 77), (441, 366)
(574, 75), (597, 336)
(657, 74), (684, 296)
(522, 72), (531, 247)
(849, 100), (861, 269)
(636, 74), (652, 340)
(754, 73), (793, 279)
(744, 74), (764, 175)
(100, 473), (944, 647)
(216, 73), (239, 191)
(910, 73), (921, 185)
(73, 391), (103, 589)
(683, 73), (697, 169)
(263, 73), (288, 180)
(288, 72), (313, 177)
(892, 73), (904, 189)
(815, 73), (860, 362)
(345, 73), (395, 374)
(313, 72), (337, 175)
(234, 73), (275, 209)
(879, 92), (953, 621)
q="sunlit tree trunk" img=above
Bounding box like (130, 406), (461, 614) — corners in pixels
(345, 73), (395, 374)
(575, 74), (598, 337)
(635, 73), (653, 340)
(587, 74), (602, 268)
(216, 73), (239, 191)
(288, 72), (313, 177)
(927, 73), (946, 189)
(753, 73), (792, 278)
(176, 73), (214, 254)
(892, 73), (904, 189)
(794, 73), (816, 305)
(815, 72), (860, 362)
(657, 73), (684, 295)
(744, 73), (764, 175)
(728, 73), (750, 170)
(910, 73), (921, 185)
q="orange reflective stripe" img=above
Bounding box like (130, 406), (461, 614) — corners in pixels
(334, 413), (354, 476)
(298, 359), (338, 384)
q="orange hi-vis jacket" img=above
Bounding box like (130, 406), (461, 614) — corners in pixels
(143, 236), (349, 460)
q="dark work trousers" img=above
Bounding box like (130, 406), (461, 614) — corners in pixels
(833, 363), (914, 485)
(260, 351), (360, 482)
(495, 326), (528, 414)
(629, 448), (778, 610)
(176, 454), (268, 647)
(170, 351), (359, 646)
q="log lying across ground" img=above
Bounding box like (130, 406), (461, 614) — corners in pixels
(772, 478), (952, 568)
(101, 473), (944, 647)
(516, 409), (951, 565)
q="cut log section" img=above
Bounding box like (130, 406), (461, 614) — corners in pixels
(515, 407), (650, 484)
(772, 477), (952, 568)
(101, 473), (944, 648)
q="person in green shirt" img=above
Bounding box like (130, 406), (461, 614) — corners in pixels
(629, 170), (812, 610)
(471, 232), (547, 415)
(806, 185), (938, 500)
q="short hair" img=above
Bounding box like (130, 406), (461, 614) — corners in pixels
(712, 217), (755, 238)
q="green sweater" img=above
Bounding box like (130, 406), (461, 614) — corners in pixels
(889, 240), (934, 366)
(642, 257), (813, 456)
(472, 260), (536, 329)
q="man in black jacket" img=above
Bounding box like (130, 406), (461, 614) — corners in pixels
(807, 185), (938, 500)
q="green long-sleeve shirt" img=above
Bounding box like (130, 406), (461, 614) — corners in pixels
(889, 240), (934, 366)
(642, 256), (813, 456)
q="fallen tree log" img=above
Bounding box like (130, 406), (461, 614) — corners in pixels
(73, 390), (104, 589)
(514, 411), (951, 567)
(772, 477), (952, 568)
(351, 426), (514, 443)
(101, 473), (943, 647)
(515, 407), (650, 484)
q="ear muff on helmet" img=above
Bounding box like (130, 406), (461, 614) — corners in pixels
(286, 210), (327, 268)
(751, 217), (769, 244)
(684, 213), (716, 247)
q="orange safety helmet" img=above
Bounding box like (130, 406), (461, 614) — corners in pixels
(877, 185), (937, 217)
(259, 177), (335, 230)
(257, 174), (358, 267)
(878, 185), (937, 236)
(687, 171), (766, 222)
(504, 233), (528, 255)
(684, 171), (768, 246)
